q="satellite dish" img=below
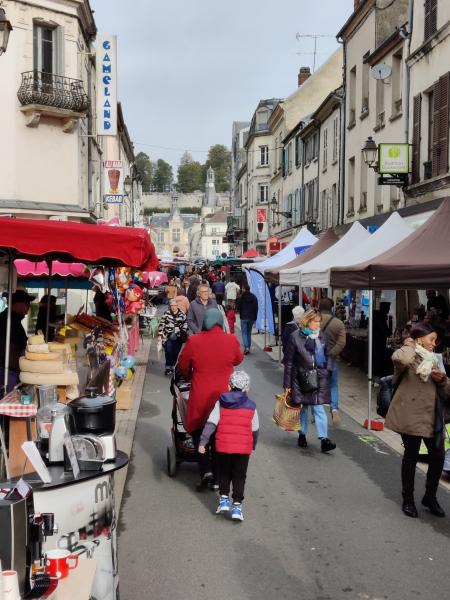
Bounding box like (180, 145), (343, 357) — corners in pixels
(371, 63), (392, 80)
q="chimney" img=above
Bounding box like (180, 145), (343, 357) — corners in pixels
(298, 66), (311, 87)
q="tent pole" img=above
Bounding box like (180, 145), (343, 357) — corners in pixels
(263, 279), (267, 350)
(64, 277), (68, 326)
(3, 253), (13, 394)
(45, 260), (53, 341)
(367, 289), (374, 431)
(85, 288), (89, 313)
(278, 285), (282, 363)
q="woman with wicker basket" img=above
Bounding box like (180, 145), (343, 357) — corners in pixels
(283, 308), (336, 453)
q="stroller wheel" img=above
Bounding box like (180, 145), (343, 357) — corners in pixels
(167, 446), (177, 477)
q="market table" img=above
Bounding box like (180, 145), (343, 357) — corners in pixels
(0, 389), (37, 476)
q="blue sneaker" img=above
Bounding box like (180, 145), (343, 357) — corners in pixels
(216, 495), (231, 514)
(231, 502), (244, 521)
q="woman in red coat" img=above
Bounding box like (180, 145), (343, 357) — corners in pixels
(178, 308), (244, 489)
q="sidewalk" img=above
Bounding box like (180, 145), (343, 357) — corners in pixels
(246, 327), (450, 491)
(114, 335), (152, 511)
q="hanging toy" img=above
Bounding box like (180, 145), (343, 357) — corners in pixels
(132, 270), (143, 284)
(121, 355), (136, 369)
(89, 267), (108, 293)
(114, 366), (128, 380)
(125, 284), (145, 314)
(115, 267), (132, 294)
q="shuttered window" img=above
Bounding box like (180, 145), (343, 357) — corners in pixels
(432, 72), (450, 177)
(412, 94), (422, 183)
(424, 0), (437, 41)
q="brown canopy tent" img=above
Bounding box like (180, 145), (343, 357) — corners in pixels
(265, 229), (339, 284)
(330, 198), (450, 290)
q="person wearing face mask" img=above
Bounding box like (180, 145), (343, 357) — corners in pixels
(385, 323), (450, 519)
(283, 308), (336, 453)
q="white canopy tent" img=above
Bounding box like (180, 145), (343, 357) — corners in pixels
(249, 227), (318, 274)
(279, 222), (370, 286)
(301, 212), (414, 288)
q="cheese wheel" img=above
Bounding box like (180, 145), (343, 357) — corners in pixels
(27, 343), (49, 353)
(25, 351), (61, 361)
(48, 342), (66, 351)
(20, 357), (64, 374)
(19, 370), (79, 385)
(28, 334), (45, 345)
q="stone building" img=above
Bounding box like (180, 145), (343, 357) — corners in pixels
(149, 193), (198, 257)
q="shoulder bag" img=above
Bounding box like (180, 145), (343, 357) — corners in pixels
(298, 355), (319, 394)
(376, 369), (407, 418)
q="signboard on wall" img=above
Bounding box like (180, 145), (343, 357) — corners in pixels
(378, 143), (410, 174)
(96, 35), (117, 136)
(103, 160), (124, 203)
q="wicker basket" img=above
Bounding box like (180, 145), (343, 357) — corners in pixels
(272, 393), (301, 432)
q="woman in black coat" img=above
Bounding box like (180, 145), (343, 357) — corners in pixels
(283, 308), (336, 453)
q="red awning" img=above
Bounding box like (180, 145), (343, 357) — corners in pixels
(15, 260), (88, 277)
(0, 218), (158, 271)
(240, 248), (261, 258)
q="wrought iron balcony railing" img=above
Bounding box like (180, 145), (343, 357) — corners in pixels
(17, 71), (89, 113)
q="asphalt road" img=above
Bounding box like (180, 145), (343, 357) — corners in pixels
(118, 342), (450, 600)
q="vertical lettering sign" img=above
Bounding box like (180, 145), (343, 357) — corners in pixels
(96, 35), (117, 136)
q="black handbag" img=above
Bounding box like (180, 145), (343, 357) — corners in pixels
(298, 357), (319, 394)
(376, 370), (406, 418)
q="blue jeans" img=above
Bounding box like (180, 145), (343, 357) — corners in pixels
(164, 338), (182, 367)
(300, 405), (328, 439)
(330, 363), (339, 411)
(240, 320), (254, 350)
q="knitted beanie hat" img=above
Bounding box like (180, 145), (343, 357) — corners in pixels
(230, 370), (250, 392)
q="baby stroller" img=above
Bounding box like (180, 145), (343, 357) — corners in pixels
(166, 368), (198, 477)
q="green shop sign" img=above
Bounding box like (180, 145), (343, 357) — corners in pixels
(378, 143), (410, 175)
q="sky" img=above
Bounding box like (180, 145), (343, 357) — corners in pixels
(91, 0), (354, 173)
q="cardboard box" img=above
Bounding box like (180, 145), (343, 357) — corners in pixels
(116, 382), (133, 410)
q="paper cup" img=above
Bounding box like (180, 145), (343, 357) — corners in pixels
(2, 570), (20, 600)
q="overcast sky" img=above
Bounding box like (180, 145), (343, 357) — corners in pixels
(91, 0), (354, 172)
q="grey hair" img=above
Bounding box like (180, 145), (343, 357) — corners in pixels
(292, 305), (305, 324)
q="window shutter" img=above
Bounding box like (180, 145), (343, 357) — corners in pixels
(432, 80), (441, 177)
(425, 0), (437, 40)
(438, 72), (450, 175)
(412, 94), (422, 183)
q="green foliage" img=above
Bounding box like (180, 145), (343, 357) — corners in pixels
(143, 206), (201, 216)
(135, 152), (153, 193)
(204, 144), (231, 192)
(153, 159), (173, 191)
(180, 207), (201, 214)
(177, 155), (204, 193)
(143, 207), (167, 216)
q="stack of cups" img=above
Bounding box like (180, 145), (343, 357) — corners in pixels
(2, 569), (20, 600)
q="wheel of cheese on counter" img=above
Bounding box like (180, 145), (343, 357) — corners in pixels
(25, 351), (61, 361)
(19, 357), (65, 374)
(28, 334), (45, 345)
(19, 369), (79, 385)
(27, 343), (50, 353)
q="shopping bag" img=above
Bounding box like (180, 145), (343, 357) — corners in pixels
(272, 392), (301, 432)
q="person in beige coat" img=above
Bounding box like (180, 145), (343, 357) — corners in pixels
(385, 323), (450, 519)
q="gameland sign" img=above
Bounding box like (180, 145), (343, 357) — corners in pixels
(96, 35), (117, 136)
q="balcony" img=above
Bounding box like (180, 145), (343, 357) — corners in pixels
(17, 71), (89, 132)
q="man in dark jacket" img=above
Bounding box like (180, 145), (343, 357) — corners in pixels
(211, 278), (225, 305)
(187, 284), (217, 333)
(237, 284), (258, 355)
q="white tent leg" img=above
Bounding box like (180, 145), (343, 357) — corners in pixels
(3, 254), (13, 393)
(367, 290), (374, 431)
(278, 286), (282, 363)
(263, 280), (267, 350)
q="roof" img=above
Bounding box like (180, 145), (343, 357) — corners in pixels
(205, 210), (229, 223)
(336, 0), (374, 41)
(150, 213), (199, 229)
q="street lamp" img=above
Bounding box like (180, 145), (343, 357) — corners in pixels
(270, 193), (292, 220)
(362, 136), (378, 170)
(123, 175), (132, 196)
(0, 7), (12, 56)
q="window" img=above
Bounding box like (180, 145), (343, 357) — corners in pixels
(295, 134), (303, 167)
(157, 230), (165, 243)
(211, 249), (220, 256)
(300, 186), (306, 223)
(293, 188), (300, 225)
(33, 23), (64, 75)
(431, 73), (450, 177)
(282, 194), (293, 229)
(361, 55), (370, 115)
(332, 116), (339, 163)
(323, 128), (328, 170)
(349, 66), (356, 125)
(321, 189), (327, 230)
(172, 228), (180, 242)
(412, 94), (422, 183)
(260, 145), (269, 166)
(360, 159), (368, 212)
(424, 0), (437, 41)
(391, 50), (403, 116)
(259, 184), (269, 203)
(348, 156), (355, 215)
(313, 132), (319, 160)
(331, 183), (337, 227)
(212, 239), (219, 245)
(256, 109), (269, 131)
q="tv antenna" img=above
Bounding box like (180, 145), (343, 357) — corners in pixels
(295, 33), (335, 71)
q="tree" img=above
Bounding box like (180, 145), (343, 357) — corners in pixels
(134, 152), (153, 192)
(177, 152), (203, 193)
(153, 159), (173, 192)
(204, 144), (231, 192)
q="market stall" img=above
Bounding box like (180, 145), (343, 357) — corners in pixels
(0, 217), (157, 600)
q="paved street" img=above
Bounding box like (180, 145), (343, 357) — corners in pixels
(118, 343), (450, 600)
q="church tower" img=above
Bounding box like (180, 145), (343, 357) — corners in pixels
(204, 166), (217, 208)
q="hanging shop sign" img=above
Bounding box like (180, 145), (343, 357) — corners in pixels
(267, 236), (280, 255)
(97, 35), (117, 136)
(378, 143), (410, 175)
(103, 160), (124, 203)
(257, 209), (268, 241)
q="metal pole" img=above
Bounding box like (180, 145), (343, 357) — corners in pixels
(45, 260), (53, 341)
(64, 277), (69, 326)
(3, 253), (13, 393)
(263, 278), (267, 350)
(367, 289), (374, 431)
(85, 288), (89, 313)
(278, 285), (283, 363)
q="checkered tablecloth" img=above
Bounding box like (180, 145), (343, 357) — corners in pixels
(0, 390), (37, 417)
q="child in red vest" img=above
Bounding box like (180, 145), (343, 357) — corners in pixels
(225, 304), (236, 334)
(199, 370), (259, 521)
